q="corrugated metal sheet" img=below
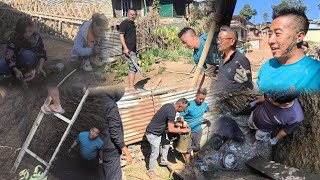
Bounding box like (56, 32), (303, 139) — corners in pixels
(118, 84), (215, 145)
(102, 31), (123, 57)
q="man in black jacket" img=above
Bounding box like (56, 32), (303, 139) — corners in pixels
(94, 86), (132, 180)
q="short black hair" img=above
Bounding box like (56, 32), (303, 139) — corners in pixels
(197, 88), (207, 95)
(178, 27), (196, 39)
(176, 98), (189, 106)
(128, 8), (137, 12)
(15, 17), (34, 35)
(267, 90), (298, 104)
(272, 7), (309, 34)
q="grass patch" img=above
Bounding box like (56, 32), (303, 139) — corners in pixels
(177, 48), (193, 57)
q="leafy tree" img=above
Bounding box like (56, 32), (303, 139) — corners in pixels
(262, 12), (269, 23)
(152, 0), (160, 12)
(239, 4), (257, 21)
(272, 0), (307, 13)
(243, 42), (252, 53)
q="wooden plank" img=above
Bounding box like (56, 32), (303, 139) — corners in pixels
(11, 110), (45, 173)
(246, 157), (320, 180)
(54, 114), (71, 124)
(24, 148), (49, 167)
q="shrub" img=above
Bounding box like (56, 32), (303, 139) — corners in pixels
(153, 26), (181, 50)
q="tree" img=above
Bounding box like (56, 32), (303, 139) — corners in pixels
(272, 0), (307, 13)
(239, 4), (257, 22)
(243, 42), (252, 54)
(262, 12), (269, 23)
(252, 9), (257, 23)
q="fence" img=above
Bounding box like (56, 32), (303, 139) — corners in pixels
(0, 0), (159, 57)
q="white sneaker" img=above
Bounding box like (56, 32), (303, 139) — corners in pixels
(82, 60), (93, 71)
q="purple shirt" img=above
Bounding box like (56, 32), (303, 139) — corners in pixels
(252, 99), (304, 134)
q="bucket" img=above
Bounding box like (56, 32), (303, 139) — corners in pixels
(176, 132), (191, 153)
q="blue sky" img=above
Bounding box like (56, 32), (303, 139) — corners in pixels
(234, 0), (320, 23)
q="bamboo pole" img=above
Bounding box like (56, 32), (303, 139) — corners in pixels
(190, 20), (217, 87)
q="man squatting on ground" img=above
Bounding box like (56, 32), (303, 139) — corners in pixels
(119, 8), (139, 91)
(179, 88), (209, 168)
(0, 16), (64, 114)
(178, 28), (220, 87)
(71, 13), (109, 72)
(145, 98), (191, 179)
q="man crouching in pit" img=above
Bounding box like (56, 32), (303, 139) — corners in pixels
(179, 88), (210, 168)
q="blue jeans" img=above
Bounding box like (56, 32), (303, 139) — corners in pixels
(0, 50), (37, 75)
(146, 132), (170, 171)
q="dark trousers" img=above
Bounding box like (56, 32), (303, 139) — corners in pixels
(98, 156), (122, 180)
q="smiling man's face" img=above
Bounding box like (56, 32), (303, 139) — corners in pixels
(268, 16), (302, 60)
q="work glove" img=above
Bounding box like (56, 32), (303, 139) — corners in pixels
(270, 138), (278, 146)
(234, 61), (251, 84)
(250, 101), (257, 107)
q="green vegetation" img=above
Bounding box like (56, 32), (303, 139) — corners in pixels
(152, 0), (160, 12)
(110, 47), (193, 79)
(19, 165), (47, 180)
(153, 26), (181, 49)
(177, 48), (193, 57)
(307, 40), (317, 46)
(239, 4), (257, 21)
(262, 12), (269, 24)
(272, 0), (307, 13)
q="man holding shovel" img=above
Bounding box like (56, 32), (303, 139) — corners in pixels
(119, 8), (144, 91)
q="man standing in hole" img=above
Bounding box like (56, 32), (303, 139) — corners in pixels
(68, 127), (104, 178)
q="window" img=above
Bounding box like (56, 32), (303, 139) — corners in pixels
(121, 0), (132, 17)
